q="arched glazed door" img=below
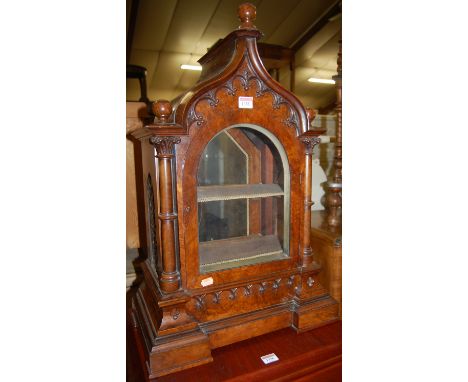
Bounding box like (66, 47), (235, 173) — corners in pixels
(196, 124), (290, 273)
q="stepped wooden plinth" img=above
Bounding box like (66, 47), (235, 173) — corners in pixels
(127, 301), (342, 382)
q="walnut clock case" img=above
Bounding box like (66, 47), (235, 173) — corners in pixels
(129, 4), (339, 378)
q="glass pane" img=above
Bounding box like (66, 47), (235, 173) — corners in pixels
(198, 199), (247, 242)
(197, 131), (247, 186)
(197, 125), (290, 273)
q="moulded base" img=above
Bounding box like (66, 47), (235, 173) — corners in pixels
(131, 287), (339, 379)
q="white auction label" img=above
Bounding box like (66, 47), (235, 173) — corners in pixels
(260, 353), (279, 364)
(238, 96), (253, 109)
(201, 277), (213, 287)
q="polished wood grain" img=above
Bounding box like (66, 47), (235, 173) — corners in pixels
(238, 2), (256, 30)
(150, 134), (181, 293)
(127, 300), (341, 382)
(160, 323), (342, 381)
(128, 3), (339, 377)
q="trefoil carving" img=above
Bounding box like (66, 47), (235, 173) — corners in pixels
(229, 288), (238, 300)
(186, 55), (300, 132)
(299, 136), (321, 155)
(194, 294), (206, 310)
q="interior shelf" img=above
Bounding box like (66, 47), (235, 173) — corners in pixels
(199, 234), (286, 272)
(197, 183), (284, 202)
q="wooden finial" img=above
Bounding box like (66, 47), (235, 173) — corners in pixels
(306, 108), (317, 128)
(152, 99), (172, 123)
(238, 3), (256, 29)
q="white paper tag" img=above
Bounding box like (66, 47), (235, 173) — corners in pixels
(201, 277), (213, 287)
(238, 96), (253, 109)
(260, 353), (279, 364)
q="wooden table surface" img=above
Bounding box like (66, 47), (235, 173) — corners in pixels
(127, 314), (341, 381)
(127, 211), (342, 381)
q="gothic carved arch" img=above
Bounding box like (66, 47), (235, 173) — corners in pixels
(186, 52), (301, 134)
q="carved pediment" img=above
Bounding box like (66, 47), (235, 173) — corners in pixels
(186, 52), (301, 133)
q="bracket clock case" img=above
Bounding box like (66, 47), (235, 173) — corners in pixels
(129, 4), (339, 378)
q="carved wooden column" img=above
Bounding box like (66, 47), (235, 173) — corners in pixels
(299, 111), (323, 266)
(149, 100), (181, 293)
(326, 40), (342, 227)
(333, 41), (342, 184)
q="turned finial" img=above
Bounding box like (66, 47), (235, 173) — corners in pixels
(306, 108), (316, 128)
(238, 3), (256, 29)
(152, 99), (172, 123)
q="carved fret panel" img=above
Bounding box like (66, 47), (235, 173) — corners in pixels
(146, 174), (158, 271)
(194, 294), (206, 310)
(192, 276), (304, 311)
(186, 54), (300, 132)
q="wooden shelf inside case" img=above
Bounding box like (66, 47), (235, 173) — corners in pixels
(197, 183), (284, 203)
(199, 234), (287, 273)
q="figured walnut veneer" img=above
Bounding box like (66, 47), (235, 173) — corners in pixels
(128, 3), (338, 378)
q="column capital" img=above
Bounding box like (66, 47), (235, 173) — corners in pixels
(150, 136), (181, 157)
(299, 136), (321, 155)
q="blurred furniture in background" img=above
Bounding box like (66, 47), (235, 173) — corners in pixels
(126, 101), (151, 289)
(257, 42), (295, 92)
(311, 40), (342, 315)
(126, 64), (149, 104)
